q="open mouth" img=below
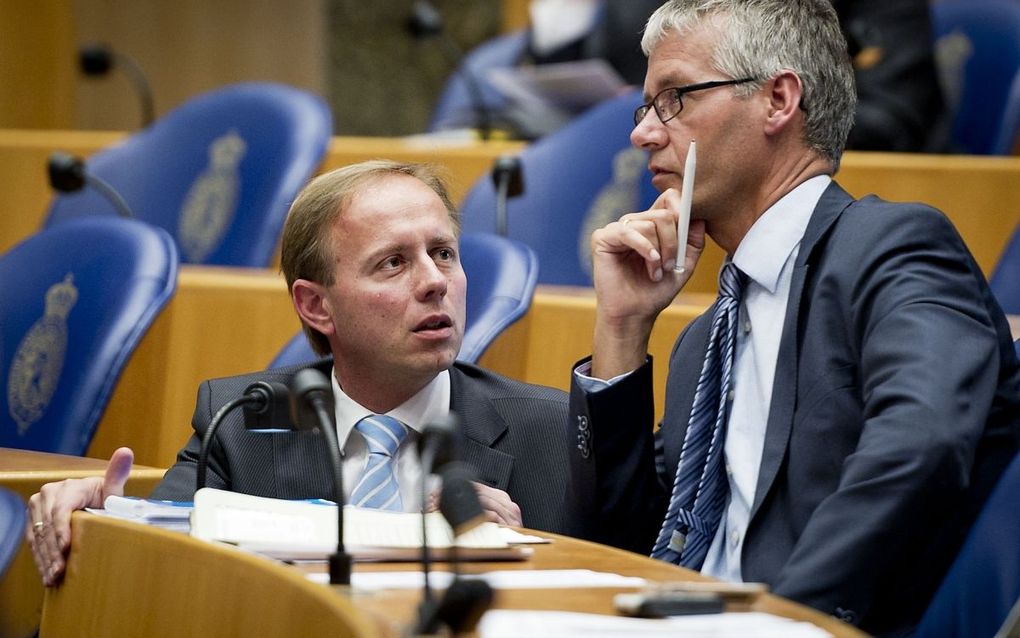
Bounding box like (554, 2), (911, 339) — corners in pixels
(414, 316), (452, 332)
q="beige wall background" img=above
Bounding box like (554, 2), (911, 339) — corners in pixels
(0, 0), (507, 134)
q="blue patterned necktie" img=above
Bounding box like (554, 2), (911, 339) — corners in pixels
(350, 414), (408, 511)
(651, 261), (746, 568)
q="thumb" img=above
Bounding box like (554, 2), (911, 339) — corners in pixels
(101, 447), (134, 500)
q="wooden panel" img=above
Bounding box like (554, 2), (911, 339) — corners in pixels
(0, 0), (76, 129)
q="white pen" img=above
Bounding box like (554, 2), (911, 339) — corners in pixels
(675, 140), (696, 274)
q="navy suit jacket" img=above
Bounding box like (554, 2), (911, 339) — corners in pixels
(153, 359), (571, 534)
(568, 182), (1020, 635)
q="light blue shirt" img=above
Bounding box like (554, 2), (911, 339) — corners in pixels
(701, 175), (830, 581)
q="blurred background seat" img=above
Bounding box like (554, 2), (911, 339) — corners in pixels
(459, 89), (655, 286)
(932, 0), (1020, 155)
(269, 231), (538, 368)
(0, 487), (26, 579)
(44, 82), (332, 266)
(0, 217), (178, 455)
(914, 449), (1020, 638)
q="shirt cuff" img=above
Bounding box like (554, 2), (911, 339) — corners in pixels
(573, 359), (644, 392)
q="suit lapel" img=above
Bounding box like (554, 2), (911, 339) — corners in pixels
(271, 358), (336, 498)
(449, 365), (515, 491)
(750, 182), (854, 518)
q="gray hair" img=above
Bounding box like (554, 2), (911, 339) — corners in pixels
(641, 0), (856, 169)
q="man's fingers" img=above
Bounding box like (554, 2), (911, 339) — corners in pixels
(471, 483), (523, 527)
(102, 447), (134, 499)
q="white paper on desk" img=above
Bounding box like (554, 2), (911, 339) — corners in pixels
(487, 59), (628, 115)
(477, 610), (834, 638)
(308, 569), (646, 591)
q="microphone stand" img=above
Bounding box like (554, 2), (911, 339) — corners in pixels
(490, 155), (524, 236)
(289, 368), (351, 586)
(48, 152), (136, 219)
(79, 44), (155, 128)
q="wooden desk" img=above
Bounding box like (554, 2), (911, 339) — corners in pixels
(40, 513), (867, 638)
(0, 448), (166, 638)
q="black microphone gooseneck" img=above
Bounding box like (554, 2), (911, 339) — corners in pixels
(288, 368), (350, 586)
(408, 0), (494, 140)
(434, 462), (495, 636)
(47, 152), (135, 219)
(490, 155), (524, 236)
(196, 381), (290, 494)
(79, 44), (155, 128)
(414, 414), (459, 636)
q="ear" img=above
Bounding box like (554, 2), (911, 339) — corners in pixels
(291, 279), (335, 338)
(763, 70), (804, 136)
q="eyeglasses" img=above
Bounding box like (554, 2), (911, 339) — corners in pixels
(633, 78), (757, 126)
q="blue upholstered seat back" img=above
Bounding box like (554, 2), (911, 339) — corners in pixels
(0, 217), (178, 455)
(45, 82), (332, 266)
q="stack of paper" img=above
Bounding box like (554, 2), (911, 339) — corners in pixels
(87, 495), (193, 533)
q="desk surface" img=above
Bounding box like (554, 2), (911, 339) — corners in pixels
(41, 513), (866, 638)
(0, 448), (166, 638)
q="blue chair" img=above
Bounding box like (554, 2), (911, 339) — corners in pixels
(0, 217), (178, 455)
(428, 30), (528, 133)
(0, 487), (26, 578)
(915, 451), (1020, 638)
(932, 0), (1020, 155)
(991, 224), (1020, 314)
(45, 82), (332, 266)
(269, 231), (538, 368)
(459, 89), (655, 286)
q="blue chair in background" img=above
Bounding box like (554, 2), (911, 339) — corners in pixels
(45, 82), (332, 266)
(459, 89), (655, 286)
(428, 30), (528, 134)
(0, 217), (178, 455)
(269, 231), (538, 368)
(0, 487), (26, 579)
(990, 224), (1020, 314)
(915, 450), (1020, 638)
(932, 0), (1020, 155)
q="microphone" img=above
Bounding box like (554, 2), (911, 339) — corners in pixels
(490, 155), (524, 236)
(414, 414), (460, 635)
(79, 43), (155, 128)
(47, 152), (135, 219)
(434, 463), (495, 635)
(287, 367), (351, 585)
(408, 0), (495, 140)
(197, 381), (289, 493)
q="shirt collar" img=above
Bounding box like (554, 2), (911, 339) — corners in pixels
(732, 175), (830, 293)
(332, 369), (451, 447)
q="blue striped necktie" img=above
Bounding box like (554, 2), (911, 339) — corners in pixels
(350, 414), (407, 511)
(651, 261), (746, 568)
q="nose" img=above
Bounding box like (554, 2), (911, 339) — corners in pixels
(417, 257), (448, 302)
(630, 110), (667, 151)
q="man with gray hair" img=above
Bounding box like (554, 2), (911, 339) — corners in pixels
(567, 0), (1020, 634)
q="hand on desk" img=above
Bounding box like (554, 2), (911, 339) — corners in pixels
(26, 447), (134, 586)
(425, 481), (523, 528)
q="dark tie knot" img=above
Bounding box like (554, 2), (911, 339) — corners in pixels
(719, 262), (747, 302)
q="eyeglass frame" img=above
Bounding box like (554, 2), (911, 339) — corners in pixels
(633, 78), (758, 127)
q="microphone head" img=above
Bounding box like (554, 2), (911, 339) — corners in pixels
(288, 367), (334, 432)
(408, 0), (443, 38)
(491, 155), (525, 198)
(418, 412), (459, 472)
(79, 44), (114, 75)
(438, 462), (486, 536)
(435, 577), (494, 634)
(242, 381), (293, 432)
(47, 152), (87, 193)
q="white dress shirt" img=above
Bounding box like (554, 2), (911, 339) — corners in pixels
(700, 175), (830, 581)
(331, 370), (451, 512)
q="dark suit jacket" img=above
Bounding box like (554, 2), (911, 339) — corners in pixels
(152, 359), (571, 534)
(568, 182), (1020, 635)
